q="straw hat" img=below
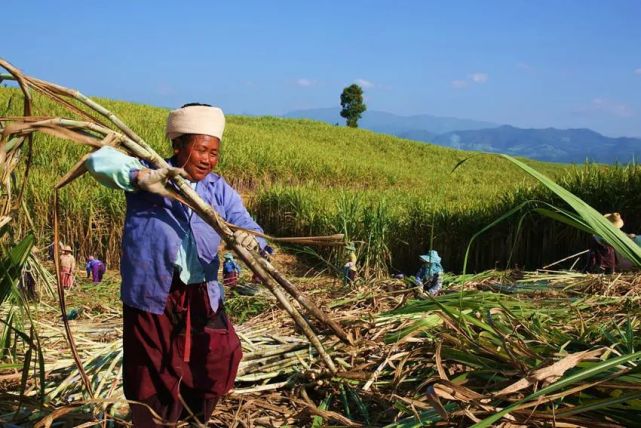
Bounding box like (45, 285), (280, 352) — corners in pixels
(604, 212), (624, 229)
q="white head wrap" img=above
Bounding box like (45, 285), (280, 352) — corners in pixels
(165, 105), (225, 141)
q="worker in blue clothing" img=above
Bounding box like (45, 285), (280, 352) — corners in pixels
(85, 103), (269, 427)
(222, 252), (241, 288)
(415, 250), (444, 296)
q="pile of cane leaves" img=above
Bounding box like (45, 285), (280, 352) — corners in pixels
(3, 268), (641, 426)
(374, 284), (641, 427)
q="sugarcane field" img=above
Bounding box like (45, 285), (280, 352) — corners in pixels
(3, 3), (641, 427)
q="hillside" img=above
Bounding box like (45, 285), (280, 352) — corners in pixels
(4, 88), (637, 273)
(0, 87), (566, 203)
(285, 108), (641, 164)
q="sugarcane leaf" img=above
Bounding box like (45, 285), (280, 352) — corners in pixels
(0, 308), (14, 358)
(556, 390), (641, 417)
(7, 233), (33, 268)
(15, 329), (33, 417)
(471, 350), (641, 427)
(348, 388), (371, 425)
(533, 207), (593, 234)
(462, 200), (533, 273)
(450, 155), (482, 174)
(310, 394), (332, 428)
(499, 154), (641, 267)
(382, 402), (457, 427)
(339, 384), (352, 419)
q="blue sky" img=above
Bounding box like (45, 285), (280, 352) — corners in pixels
(3, 1), (641, 136)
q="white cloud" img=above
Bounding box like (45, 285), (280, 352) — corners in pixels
(588, 97), (634, 118)
(634, 68), (641, 76)
(355, 78), (374, 88)
(451, 72), (489, 89)
(470, 72), (488, 83)
(451, 79), (468, 89)
(296, 78), (313, 87)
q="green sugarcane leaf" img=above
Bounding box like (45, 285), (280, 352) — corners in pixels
(339, 384), (351, 419)
(499, 154), (641, 267)
(462, 200), (533, 273)
(533, 207), (593, 234)
(472, 350), (641, 427)
(556, 390), (641, 417)
(348, 388), (371, 425)
(310, 394), (332, 428)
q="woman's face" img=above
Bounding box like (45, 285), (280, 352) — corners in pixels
(175, 134), (220, 181)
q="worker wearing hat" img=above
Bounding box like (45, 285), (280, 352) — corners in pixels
(342, 242), (358, 285)
(222, 251), (241, 288)
(86, 103), (269, 426)
(586, 212), (623, 274)
(59, 244), (76, 289)
(415, 250), (444, 295)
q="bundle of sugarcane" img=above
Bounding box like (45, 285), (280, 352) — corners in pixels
(0, 58), (354, 398)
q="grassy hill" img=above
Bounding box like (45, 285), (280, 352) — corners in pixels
(3, 87), (639, 273)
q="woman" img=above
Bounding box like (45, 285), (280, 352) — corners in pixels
(86, 103), (269, 426)
(415, 250), (444, 295)
(59, 245), (76, 289)
(586, 212), (623, 274)
(222, 252), (241, 288)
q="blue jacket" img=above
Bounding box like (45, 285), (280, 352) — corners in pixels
(87, 149), (266, 314)
(223, 259), (241, 275)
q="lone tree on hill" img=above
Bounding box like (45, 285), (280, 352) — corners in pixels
(340, 84), (367, 128)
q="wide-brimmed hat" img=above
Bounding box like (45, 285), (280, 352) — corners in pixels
(223, 252), (234, 259)
(62, 245), (72, 252)
(604, 212), (624, 229)
(419, 250), (441, 264)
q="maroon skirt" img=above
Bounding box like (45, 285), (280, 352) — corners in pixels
(222, 271), (239, 287)
(122, 277), (242, 414)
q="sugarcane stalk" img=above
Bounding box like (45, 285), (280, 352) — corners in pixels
(0, 61), (96, 400)
(0, 59), (35, 208)
(52, 191), (94, 398)
(242, 343), (306, 360)
(0, 59), (341, 373)
(257, 257), (352, 344)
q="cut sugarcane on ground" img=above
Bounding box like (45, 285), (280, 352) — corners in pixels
(2, 265), (641, 427)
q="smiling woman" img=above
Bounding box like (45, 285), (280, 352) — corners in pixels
(173, 134), (221, 181)
(83, 102), (271, 427)
(166, 103), (224, 180)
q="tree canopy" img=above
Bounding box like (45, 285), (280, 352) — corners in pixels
(340, 84), (367, 128)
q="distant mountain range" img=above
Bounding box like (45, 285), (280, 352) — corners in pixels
(283, 108), (497, 137)
(283, 108), (641, 164)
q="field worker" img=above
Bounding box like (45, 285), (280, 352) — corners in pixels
(222, 252), (241, 288)
(585, 213), (622, 274)
(415, 250), (444, 295)
(85, 255), (106, 283)
(85, 103), (270, 427)
(342, 242), (358, 285)
(59, 245), (76, 289)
